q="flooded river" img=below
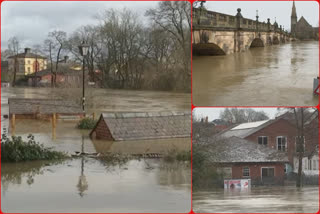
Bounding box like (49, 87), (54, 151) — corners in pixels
(193, 41), (319, 106)
(1, 87), (191, 212)
(193, 186), (319, 213)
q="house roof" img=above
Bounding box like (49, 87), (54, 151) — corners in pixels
(297, 16), (312, 27)
(9, 98), (83, 115)
(8, 52), (47, 59)
(219, 119), (272, 138)
(92, 111), (191, 141)
(206, 136), (288, 163)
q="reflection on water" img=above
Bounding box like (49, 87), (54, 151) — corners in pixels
(193, 41), (319, 106)
(193, 186), (319, 213)
(2, 159), (191, 213)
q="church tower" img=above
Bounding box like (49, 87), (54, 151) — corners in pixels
(291, 1), (297, 36)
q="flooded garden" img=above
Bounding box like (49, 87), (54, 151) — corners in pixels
(1, 87), (191, 213)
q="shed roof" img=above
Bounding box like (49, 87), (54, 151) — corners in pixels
(93, 111), (191, 141)
(9, 98), (83, 115)
(206, 136), (288, 163)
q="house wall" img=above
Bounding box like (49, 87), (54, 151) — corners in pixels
(231, 162), (285, 185)
(293, 153), (319, 175)
(91, 118), (114, 140)
(8, 57), (47, 76)
(245, 118), (298, 165)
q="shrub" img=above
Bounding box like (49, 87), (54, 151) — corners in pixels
(77, 117), (97, 129)
(1, 134), (68, 163)
(163, 150), (191, 162)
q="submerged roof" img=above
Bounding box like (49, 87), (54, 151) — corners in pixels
(95, 111), (191, 141)
(9, 98), (83, 115)
(207, 136), (288, 163)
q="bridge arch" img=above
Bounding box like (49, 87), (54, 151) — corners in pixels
(192, 43), (226, 56)
(273, 36), (280, 45)
(250, 38), (264, 48)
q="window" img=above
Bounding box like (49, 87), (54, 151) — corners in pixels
(242, 166), (250, 177)
(295, 136), (305, 152)
(27, 67), (31, 73)
(28, 60), (31, 64)
(313, 160), (317, 170)
(277, 136), (287, 152)
(304, 159), (308, 170)
(309, 159), (312, 170)
(262, 168), (275, 177)
(258, 136), (268, 146)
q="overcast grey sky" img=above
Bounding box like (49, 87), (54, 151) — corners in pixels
(204, 1), (319, 31)
(1, 1), (158, 49)
(193, 108), (280, 121)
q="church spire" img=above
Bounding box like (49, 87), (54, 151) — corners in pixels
(291, 1), (297, 18)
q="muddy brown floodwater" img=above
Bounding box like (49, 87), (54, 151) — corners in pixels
(193, 41), (319, 106)
(193, 186), (319, 213)
(1, 87), (191, 213)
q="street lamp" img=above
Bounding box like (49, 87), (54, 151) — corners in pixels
(78, 41), (89, 113)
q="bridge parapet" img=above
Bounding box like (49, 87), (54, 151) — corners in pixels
(193, 7), (290, 36)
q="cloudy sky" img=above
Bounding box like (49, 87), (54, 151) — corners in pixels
(204, 1), (319, 31)
(193, 108), (280, 121)
(1, 1), (158, 49)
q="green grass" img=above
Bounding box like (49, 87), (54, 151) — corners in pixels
(1, 134), (68, 163)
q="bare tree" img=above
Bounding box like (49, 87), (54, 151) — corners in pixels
(8, 37), (20, 87)
(219, 108), (269, 124)
(44, 39), (55, 87)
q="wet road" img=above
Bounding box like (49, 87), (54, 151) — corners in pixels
(193, 41), (319, 106)
(193, 186), (319, 213)
(2, 159), (191, 213)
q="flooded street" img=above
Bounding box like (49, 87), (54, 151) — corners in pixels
(1, 87), (191, 213)
(193, 41), (319, 106)
(2, 159), (191, 213)
(193, 186), (319, 213)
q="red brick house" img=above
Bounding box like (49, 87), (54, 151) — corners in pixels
(220, 115), (318, 173)
(207, 136), (288, 185)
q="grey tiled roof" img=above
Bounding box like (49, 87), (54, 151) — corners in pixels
(8, 52), (47, 59)
(206, 136), (288, 163)
(100, 111), (191, 141)
(9, 98), (83, 115)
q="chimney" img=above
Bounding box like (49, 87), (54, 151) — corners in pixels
(64, 56), (69, 63)
(25, 48), (31, 54)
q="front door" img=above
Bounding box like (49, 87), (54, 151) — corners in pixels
(261, 167), (275, 184)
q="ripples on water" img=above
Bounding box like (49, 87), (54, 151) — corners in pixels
(193, 41), (319, 106)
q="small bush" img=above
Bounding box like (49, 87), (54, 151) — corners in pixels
(1, 134), (68, 163)
(77, 117), (97, 129)
(163, 150), (191, 162)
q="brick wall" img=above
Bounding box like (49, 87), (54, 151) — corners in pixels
(232, 163), (285, 185)
(92, 118), (114, 140)
(245, 118), (298, 165)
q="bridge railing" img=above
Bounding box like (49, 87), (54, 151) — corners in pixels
(193, 7), (290, 36)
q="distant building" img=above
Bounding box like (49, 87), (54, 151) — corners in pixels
(1, 61), (9, 82)
(8, 48), (47, 77)
(291, 1), (319, 40)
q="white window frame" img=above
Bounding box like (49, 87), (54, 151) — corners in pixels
(242, 166), (250, 177)
(258, 136), (268, 146)
(276, 136), (287, 152)
(295, 136), (305, 153)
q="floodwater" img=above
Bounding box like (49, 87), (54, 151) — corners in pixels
(1, 87), (191, 213)
(2, 159), (191, 213)
(193, 186), (319, 213)
(193, 41), (319, 106)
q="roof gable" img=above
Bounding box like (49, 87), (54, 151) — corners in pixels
(297, 16), (312, 27)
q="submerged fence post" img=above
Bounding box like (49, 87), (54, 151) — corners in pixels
(52, 113), (56, 140)
(93, 112), (96, 121)
(11, 114), (16, 136)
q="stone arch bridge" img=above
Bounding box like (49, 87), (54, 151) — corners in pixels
(193, 8), (292, 55)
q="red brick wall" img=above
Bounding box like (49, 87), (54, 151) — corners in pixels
(232, 163), (285, 185)
(91, 118), (114, 140)
(245, 118), (298, 165)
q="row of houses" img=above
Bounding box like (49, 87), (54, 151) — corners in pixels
(197, 111), (319, 185)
